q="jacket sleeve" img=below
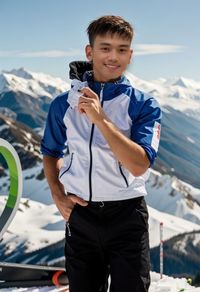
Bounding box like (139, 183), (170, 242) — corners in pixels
(40, 93), (69, 158)
(129, 92), (162, 166)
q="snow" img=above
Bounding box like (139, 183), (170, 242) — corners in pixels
(146, 170), (200, 225)
(1, 68), (200, 120)
(149, 272), (200, 291)
(172, 77), (200, 90)
(22, 163), (54, 205)
(0, 196), (65, 253)
(125, 71), (200, 121)
(0, 68), (70, 98)
(193, 233), (200, 246)
(1, 272), (200, 291)
(5, 162), (200, 224)
(148, 206), (199, 247)
(187, 137), (195, 144)
(173, 238), (188, 255)
(1, 192), (199, 254)
(1, 164), (200, 252)
(1, 153), (200, 253)
(1, 68), (200, 289)
(172, 232), (200, 255)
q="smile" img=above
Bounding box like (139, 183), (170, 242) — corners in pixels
(105, 64), (120, 69)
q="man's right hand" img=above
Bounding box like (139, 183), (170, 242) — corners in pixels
(42, 156), (88, 221)
(54, 193), (88, 221)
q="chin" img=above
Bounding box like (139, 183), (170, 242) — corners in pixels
(107, 74), (121, 82)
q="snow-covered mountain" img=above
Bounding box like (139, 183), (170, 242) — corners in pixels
(1, 68), (200, 125)
(0, 114), (41, 170)
(0, 112), (200, 223)
(151, 230), (200, 279)
(1, 68), (200, 120)
(126, 72), (200, 188)
(0, 67), (69, 98)
(0, 196), (65, 257)
(1, 68), (200, 281)
(0, 68), (69, 128)
(1, 68), (200, 187)
(0, 194), (199, 261)
(1, 131), (200, 262)
(126, 72), (200, 121)
(0, 114), (52, 203)
(146, 170), (200, 225)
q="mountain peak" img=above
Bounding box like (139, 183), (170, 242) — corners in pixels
(173, 77), (190, 88)
(0, 68), (69, 98)
(3, 67), (33, 80)
(172, 76), (200, 90)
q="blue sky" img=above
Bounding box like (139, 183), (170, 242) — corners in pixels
(0, 0), (200, 82)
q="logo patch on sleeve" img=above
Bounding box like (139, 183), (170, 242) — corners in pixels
(151, 121), (161, 151)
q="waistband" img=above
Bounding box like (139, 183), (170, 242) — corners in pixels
(86, 196), (144, 208)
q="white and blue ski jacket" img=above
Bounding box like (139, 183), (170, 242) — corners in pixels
(41, 62), (162, 202)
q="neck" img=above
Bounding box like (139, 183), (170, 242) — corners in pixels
(93, 73), (122, 83)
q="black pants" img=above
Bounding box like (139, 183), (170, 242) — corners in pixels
(65, 196), (150, 292)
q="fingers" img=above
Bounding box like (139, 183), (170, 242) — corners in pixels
(77, 99), (86, 114)
(77, 87), (99, 114)
(78, 96), (93, 114)
(56, 195), (88, 220)
(79, 96), (93, 104)
(69, 194), (88, 206)
(80, 87), (96, 98)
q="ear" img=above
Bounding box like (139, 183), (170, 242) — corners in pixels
(128, 48), (133, 64)
(85, 45), (93, 61)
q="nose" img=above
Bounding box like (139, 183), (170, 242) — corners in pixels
(108, 49), (118, 61)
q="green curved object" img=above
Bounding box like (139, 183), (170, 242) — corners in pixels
(0, 138), (22, 239)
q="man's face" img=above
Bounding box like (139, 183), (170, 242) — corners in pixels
(85, 33), (133, 83)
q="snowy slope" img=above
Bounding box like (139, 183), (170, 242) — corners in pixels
(0, 196), (65, 255)
(4, 163), (200, 224)
(1, 68), (200, 185)
(148, 206), (199, 247)
(2, 67), (200, 186)
(0, 68), (69, 128)
(0, 193), (199, 263)
(126, 72), (200, 121)
(0, 68), (69, 98)
(146, 170), (200, 224)
(0, 197), (200, 289)
(1, 67), (200, 119)
(2, 164), (200, 250)
(1, 68), (200, 280)
(0, 272), (200, 291)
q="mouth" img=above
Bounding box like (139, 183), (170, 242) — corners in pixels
(104, 64), (120, 70)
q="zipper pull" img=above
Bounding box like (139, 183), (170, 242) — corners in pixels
(66, 222), (71, 237)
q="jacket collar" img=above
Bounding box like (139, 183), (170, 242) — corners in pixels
(69, 61), (132, 100)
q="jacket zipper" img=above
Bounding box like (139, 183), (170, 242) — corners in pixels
(89, 83), (105, 201)
(59, 153), (74, 179)
(118, 162), (129, 187)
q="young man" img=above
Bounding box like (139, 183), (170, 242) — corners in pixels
(41, 15), (161, 292)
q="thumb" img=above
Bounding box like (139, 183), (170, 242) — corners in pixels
(71, 195), (88, 206)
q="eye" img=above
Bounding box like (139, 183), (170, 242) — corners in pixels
(119, 48), (127, 53)
(101, 47), (110, 52)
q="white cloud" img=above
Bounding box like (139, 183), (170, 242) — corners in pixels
(134, 44), (185, 56)
(0, 44), (185, 58)
(0, 49), (83, 58)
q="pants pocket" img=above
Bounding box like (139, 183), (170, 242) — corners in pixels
(134, 199), (149, 230)
(65, 204), (77, 237)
